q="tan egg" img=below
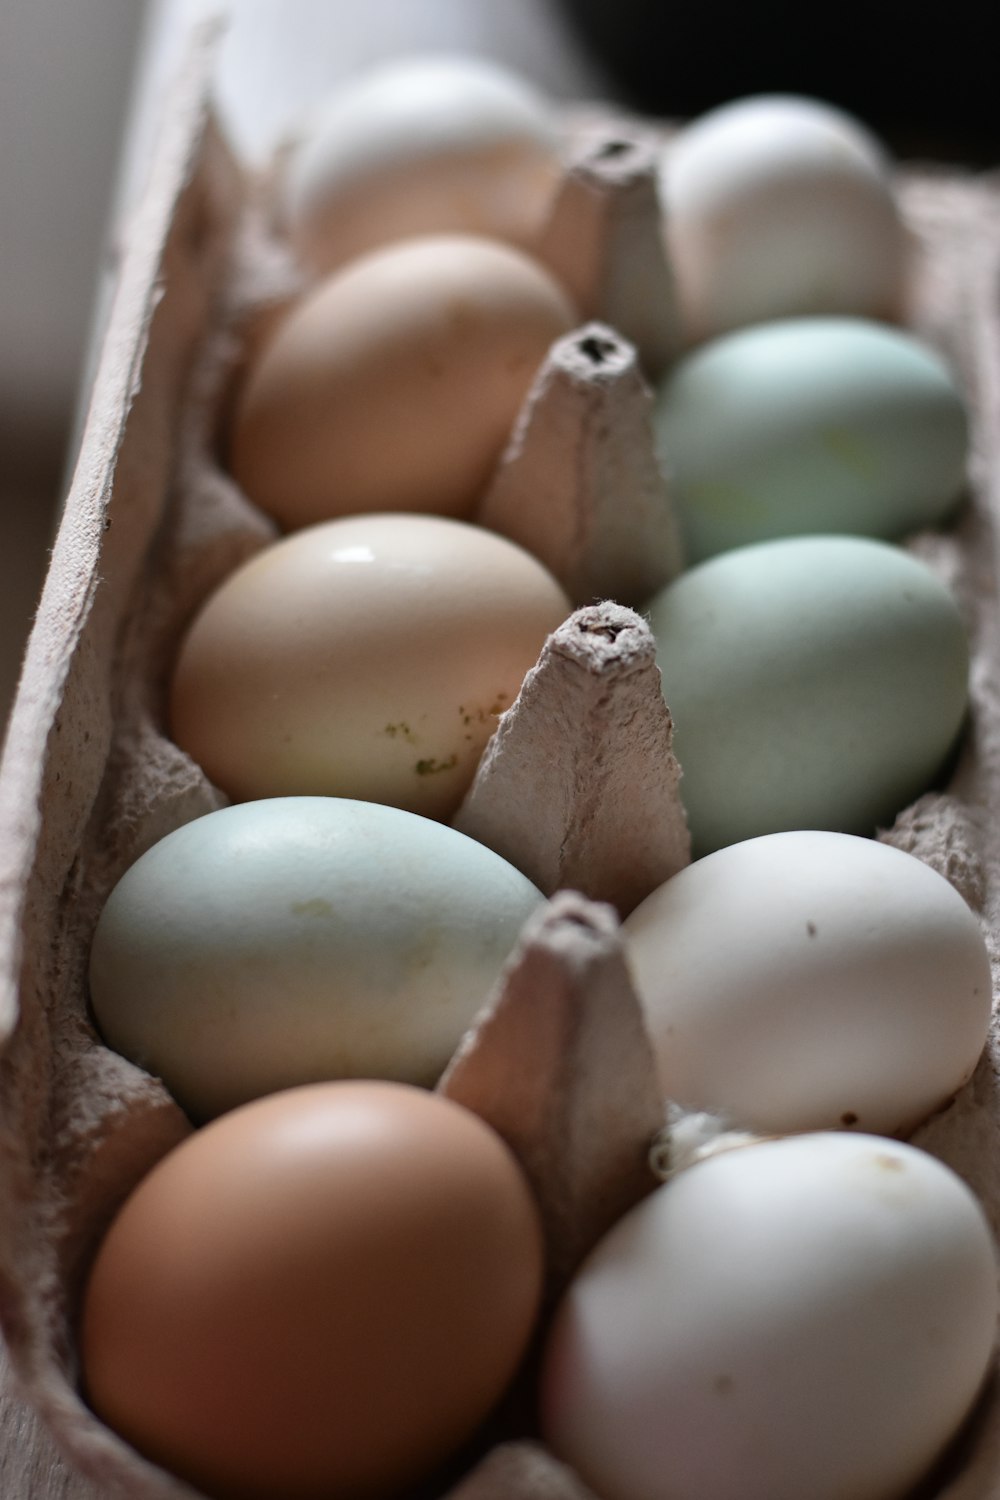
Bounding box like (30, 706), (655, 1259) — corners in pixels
(229, 234), (577, 529)
(169, 513), (571, 819)
(81, 1081), (546, 1500)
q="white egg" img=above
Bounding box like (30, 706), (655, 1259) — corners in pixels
(659, 95), (906, 342)
(623, 831), (992, 1136)
(88, 797), (543, 1120)
(283, 54), (561, 274)
(541, 1132), (999, 1500)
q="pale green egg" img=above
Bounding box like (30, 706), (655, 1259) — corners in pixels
(644, 535), (969, 856)
(88, 797), (543, 1120)
(654, 317), (968, 563)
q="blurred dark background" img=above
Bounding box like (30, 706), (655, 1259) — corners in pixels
(555, 0), (1000, 164)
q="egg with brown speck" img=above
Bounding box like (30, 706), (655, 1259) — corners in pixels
(169, 512), (571, 819)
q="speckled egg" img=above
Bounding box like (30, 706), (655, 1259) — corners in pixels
(169, 514), (571, 820)
(624, 830), (992, 1136)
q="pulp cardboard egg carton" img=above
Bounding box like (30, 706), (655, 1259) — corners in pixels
(3, 25), (1000, 1500)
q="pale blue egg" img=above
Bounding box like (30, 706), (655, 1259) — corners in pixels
(88, 797), (542, 1120)
(654, 317), (968, 563)
(644, 535), (969, 856)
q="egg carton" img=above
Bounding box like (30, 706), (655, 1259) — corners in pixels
(2, 22), (1000, 1500)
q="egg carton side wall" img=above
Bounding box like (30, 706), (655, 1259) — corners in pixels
(0, 29), (253, 1500)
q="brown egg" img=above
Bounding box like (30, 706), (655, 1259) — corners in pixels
(80, 1081), (545, 1500)
(228, 233), (577, 529)
(169, 513), (571, 819)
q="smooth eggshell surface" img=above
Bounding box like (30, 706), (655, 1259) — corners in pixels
(541, 1132), (998, 1500)
(82, 1081), (545, 1500)
(229, 234), (577, 529)
(169, 513), (571, 819)
(283, 54), (561, 275)
(655, 316), (968, 562)
(660, 94), (905, 342)
(644, 535), (969, 856)
(624, 830), (992, 1136)
(88, 798), (543, 1119)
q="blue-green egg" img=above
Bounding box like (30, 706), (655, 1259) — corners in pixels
(654, 317), (968, 563)
(88, 797), (543, 1120)
(644, 535), (969, 856)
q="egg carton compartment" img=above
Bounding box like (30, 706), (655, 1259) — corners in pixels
(2, 22), (1000, 1500)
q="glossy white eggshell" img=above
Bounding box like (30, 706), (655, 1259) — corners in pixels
(624, 830), (992, 1135)
(660, 95), (905, 342)
(542, 1132), (998, 1500)
(88, 798), (544, 1120)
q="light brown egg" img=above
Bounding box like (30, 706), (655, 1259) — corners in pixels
(169, 513), (570, 819)
(81, 1081), (545, 1500)
(228, 233), (577, 529)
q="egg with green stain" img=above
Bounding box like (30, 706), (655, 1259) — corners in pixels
(89, 797), (543, 1120)
(170, 514), (571, 821)
(644, 535), (969, 856)
(653, 318), (968, 563)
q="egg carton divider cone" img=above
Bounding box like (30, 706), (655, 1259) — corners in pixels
(474, 324), (683, 605)
(532, 122), (681, 378)
(3, 20), (1000, 1500)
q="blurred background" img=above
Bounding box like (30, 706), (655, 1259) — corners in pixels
(2, 0), (998, 736)
(0, 0), (146, 728)
(558, 1), (1000, 166)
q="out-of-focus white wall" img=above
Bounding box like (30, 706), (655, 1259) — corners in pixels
(125, 0), (605, 187)
(0, 0), (150, 723)
(0, 0), (150, 447)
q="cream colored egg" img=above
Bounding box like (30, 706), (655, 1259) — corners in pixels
(542, 1133), (998, 1500)
(229, 234), (577, 529)
(283, 54), (561, 275)
(660, 95), (906, 342)
(624, 831), (992, 1136)
(169, 514), (571, 819)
